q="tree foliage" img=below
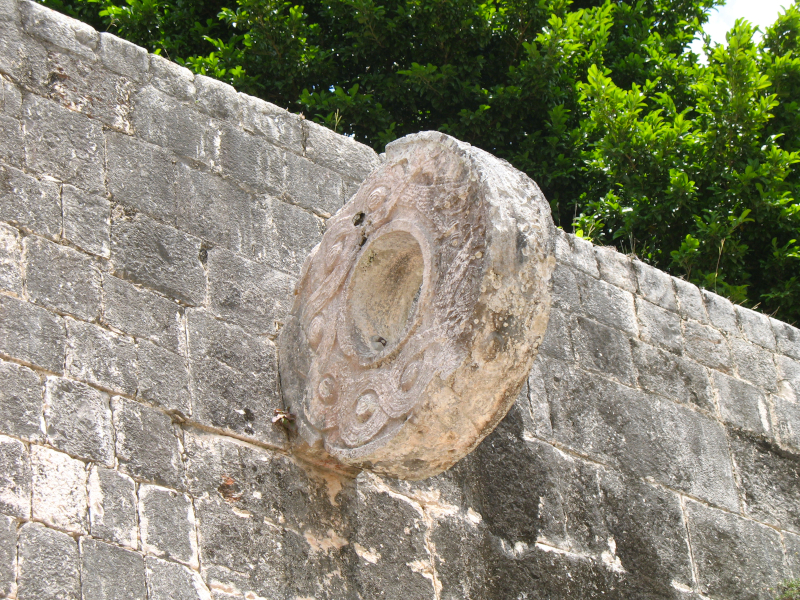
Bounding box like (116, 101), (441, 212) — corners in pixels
(39, 0), (800, 322)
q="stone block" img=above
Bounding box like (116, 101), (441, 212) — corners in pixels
(148, 54), (195, 101)
(683, 319), (732, 372)
(81, 537), (147, 600)
(62, 184), (110, 257)
(527, 360), (555, 439)
(633, 261), (678, 311)
(772, 318), (800, 361)
(207, 247), (295, 335)
(138, 484), (197, 567)
(194, 74), (240, 121)
(137, 340), (191, 414)
(146, 557), (210, 600)
(239, 92), (304, 154)
(687, 499), (786, 600)
(713, 371), (770, 436)
(175, 162), (254, 254)
(20, 0), (98, 59)
(0, 113), (23, 167)
(540, 356), (739, 510)
(702, 289), (740, 337)
(98, 32), (149, 81)
(571, 316), (636, 386)
(106, 132), (177, 222)
(563, 233), (600, 278)
(103, 275), (184, 355)
(111, 213), (206, 306)
(549, 262), (581, 314)
(17, 522), (80, 600)
(88, 465), (137, 548)
(24, 235), (102, 320)
(772, 394), (800, 451)
(304, 119), (381, 181)
(218, 123), (285, 197)
(730, 337), (778, 392)
(786, 531), (800, 579)
(284, 151), (344, 217)
(594, 245), (636, 293)
(0, 222), (22, 294)
(631, 340), (715, 412)
(777, 355), (800, 403)
(538, 308), (573, 361)
(22, 94), (104, 192)
(255, 198), (322, 275)
(729, 430), (800, 532)
(0, 514), (14, 598)
(673, 277), (709, 324)
(0, 434), (30, 518)
(635, 297), (682, 354)
(575, 271), (637, 335)
(132, 86), (214, 163)
(44, 376), (113, 464)
(0, 359), (43, 440)
(736, 305), (777, 351)
(0, 163), (62, 239)
(0, 0), (15, 21)
(67, 320), (137, 395)
(31, 445), (87, 533)
(0, 293), (65, 373)
(0, 78), (22, 116)
(112, 396), (184, 488)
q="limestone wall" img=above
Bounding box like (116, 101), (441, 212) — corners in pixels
(0, 2), (798, 598)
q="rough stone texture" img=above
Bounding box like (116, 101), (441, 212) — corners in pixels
(31, 444), (88, 534)
(1, 8), (799, 597)
(280, 132), (556, 480)
(89, 465), (138, 548)
(24, 235), (102, 321)
(17, 521), (80, 600)
(138, 484), (197, 567)
(0, 359), (43, 440)
(44, 376), (113, 464)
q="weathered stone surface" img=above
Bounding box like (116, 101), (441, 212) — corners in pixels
(218, 124), (285, 195)
(280, 132), (556, 479)
(575, 271), (638, 335)
(0, 514), (15, 598)
(113, 396), (185, 488)
(148, 54), (195, 101)
(702, 289), (741, 337)
(98, 32), (149, 81)
(713, 371), (771, 436)
(786, 531), (800, 578)
(683, 319), (732, 372)
(239, 92), (304, 154)
(0, 434), (29, 518)
(549, 261), (581, 315)
(137, 339), (191, 414)
(560, 232), (599, 278)
(89, 465), (138, 548)
(632, 339), (715, 412)
(284, 151), (345, 217)
(571, 315), (636, 386)
(0, 163), (61, 239)
(730, 337), (778, 392)
(31, 445), (87, 533)
(62, 184), (110, 257)
(0, 78), (22, 115)
(0, 113), (23, 168)
(22, 94), (104, 192)
(633, 259), (677, 311)
(636, 297), (682, 354)
(20, 0), (98, 58)
(24, 235), (102, 320)
(773, 318), (800, 361)
(728, 431), (800, 532)
(146, 557), (210, 600)
(253, 197), (323, 275)
(538, 308), (573, 361)
(17, 521), (80, 600)
(175, 163), (254, 254)
(687, 500), (786, 600)
(207, 247), (294, 335)
(672, 277), (708, 324)
(67, 320), (137, 395)
(0, 293), (65, 373)
(139, 484), (197, 567)
(773, 394), (800, 451)
(44, 376), (113, 464)
(0, 222), (22, 295)
(81, 537), (147, 600)
(194, 74), (240, 121)
(106, 132), (177, 222)
(594, 245), (637, 293)
(737, 305), (777, 351)
(535, 356), (739, 510)
(111, 212), (206, 306)
(0, 360), (43, 440)
(304, 119), (381, 181)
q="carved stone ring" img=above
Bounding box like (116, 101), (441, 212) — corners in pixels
(278, 132), (556, 480)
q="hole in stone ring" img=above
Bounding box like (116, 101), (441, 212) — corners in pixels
(347, 230), (426, 359)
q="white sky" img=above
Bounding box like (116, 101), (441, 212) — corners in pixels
(690, 0), (795, 54)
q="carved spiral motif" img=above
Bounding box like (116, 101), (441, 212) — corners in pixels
(278, 132), (556, 480)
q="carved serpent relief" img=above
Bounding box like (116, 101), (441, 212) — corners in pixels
(279, 132), (555, 480)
